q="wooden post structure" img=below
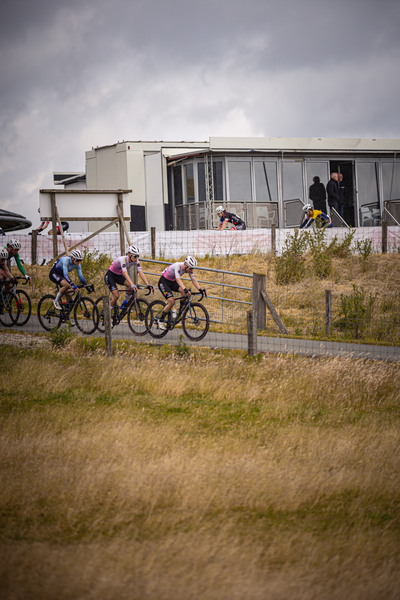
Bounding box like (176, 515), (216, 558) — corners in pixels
(271, 224), (276, 253)
(31, 230), (38, 265)
(382, 220), (388, 254)
(325, 289), (332, 335)
(117, 193), (126, 255)
(50, 192), (58, 259)
(151, 227), (156, 259)
(252, 273), (266, 330)
(260, 289), (288, 334)
(247, 309), (258, 356)
(102, 295), (113, 356)
(55, 204), (69, 257)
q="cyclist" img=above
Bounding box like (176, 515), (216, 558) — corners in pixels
(5, 239), (31, 282)
(36, 221), (69, 235)
(0, 247), (15, 285)
(300, 204), (332, 229)
(216, 206), (246, 231)
(156, 256), (205, 330)
(49, 249), (88, 309)
(105, 245), (154, 316)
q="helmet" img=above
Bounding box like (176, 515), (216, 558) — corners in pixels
(216, 205), (224, 213)
(128, 245), (140, 256)
(303, 204), (313, 213)
(8, 238), (21, 250)
(0, 248), (9, 260)
(184, 255), (197, 269)
(70, 249), (83, 260)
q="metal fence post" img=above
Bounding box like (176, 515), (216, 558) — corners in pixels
(252, 273), (266, 330)
(382, 220), (388, 253)
(102, 295), (113, 356)
(325, 289), (332, 335)
(247, 310), (258, 356)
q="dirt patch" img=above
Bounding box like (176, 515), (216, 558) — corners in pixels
(0, 332), (50, 349)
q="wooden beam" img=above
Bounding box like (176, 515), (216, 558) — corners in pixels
(52, 218), (119, 261)
(260, 289), (288, 334)
(54, 204), (69, 256)
(116, 202), (132, 247)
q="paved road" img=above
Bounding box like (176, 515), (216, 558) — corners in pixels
(16, 315), (400, 361)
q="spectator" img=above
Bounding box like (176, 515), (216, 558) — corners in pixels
(36, 221), (69, 235)
(309, 176), (327, 212)
(337, 173), (345, 218)
(326, 173), (340, 214)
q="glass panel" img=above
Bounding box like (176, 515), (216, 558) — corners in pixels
(382, 162), (400, 200)
(197, 161), (223, 203)
(185, 163), (195, 204)
(254, 161), (278, 202)
(228, 161), (252, 202)
(282, 161), (303, 202)
(357, 162), (379, 208)
(173, 166), (183, 206)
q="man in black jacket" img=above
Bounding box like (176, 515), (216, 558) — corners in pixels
(326, 173), (340, 213)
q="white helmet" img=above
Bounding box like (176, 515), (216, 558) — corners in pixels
(303, 204), (313, 213)
(0, 247), (9, 260)
(70, 249), (83, 260)
(128, 245), (140, 256)
(184, 255), (197, 269)
(216, 205), (224, 213)
(8, 238), (21, 250)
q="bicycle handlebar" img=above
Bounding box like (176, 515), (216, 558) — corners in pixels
(12, 276), (29, 286)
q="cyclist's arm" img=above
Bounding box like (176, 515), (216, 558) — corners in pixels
(0, 264), (13, 279)
(138, 270), (151, 287)
(190, 275), (201, 292)
(61, 261), (74, 286)
(122, 268), (136, 289)
(13, 252), (27, 276)
(76, 264), (87, 286)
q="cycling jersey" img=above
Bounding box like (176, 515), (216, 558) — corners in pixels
(52, 256), (87, 286)
(3, 247), (26, 276)
(162, 262), (195, 282)
(109, 256), (142, 276)
(300, 210), (332, 229)
(220, 211), (246, 229)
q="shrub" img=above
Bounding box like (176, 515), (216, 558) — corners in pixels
(354, 239), (373, 273)
(307, 228), (333, 279)
(274, 229), (308, 285)
(334, 284), (377, 339)
(328, 229), (356, 258)
(48, 323), (75, 347)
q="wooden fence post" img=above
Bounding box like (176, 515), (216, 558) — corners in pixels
(50, 192), (58, 259)
(271, 224), (276, 253)
(102, 295), (113, 356)
(31, 230), (38, 265)
(325, 289), (332, 335)
(260, 289), (288, 334)
(247, 309), (258, 356)
(252, 273), (266, 330)
(382, 220), (388, 254)
(151, 227), (156, 259)
(117, 193), (125, 256)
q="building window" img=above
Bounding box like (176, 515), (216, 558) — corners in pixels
(282, 160), (304, 202)
(197, 161), (224, 203)
(173, 165), (183, 206)
(184, 163), (195, 204)
(254, 161), (278, 202)
(382, 161), (400, 200)
(228, 160), (252, 202)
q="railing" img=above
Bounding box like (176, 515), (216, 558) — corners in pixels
(174, 202), (279, 230)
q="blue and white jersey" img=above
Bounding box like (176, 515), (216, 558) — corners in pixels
(53, 256), (87, 286)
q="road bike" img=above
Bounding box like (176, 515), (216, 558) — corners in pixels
(0, 280), (20, 327)
(145, 290), (209, 341)
(94, 285), (153, 336)
(37, 284), (98, 334)
(9, 277), (32, 326)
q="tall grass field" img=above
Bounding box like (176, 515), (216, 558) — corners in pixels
(0, 339), (399, 599)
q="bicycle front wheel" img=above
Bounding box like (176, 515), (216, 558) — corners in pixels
(37, 294), (61, 331)
(182, 302), (209, 341)
(145, 299), (169, 339)
(0, 292), (20, 327)
(74, 297), (98, 334)
(15, 289), (32, 326)
(127, 298), (149, 336)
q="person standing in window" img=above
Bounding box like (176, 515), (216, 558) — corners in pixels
(308, 176), (327, 212)
(337, 173), (346, 218)
(326, 173), (340, 214)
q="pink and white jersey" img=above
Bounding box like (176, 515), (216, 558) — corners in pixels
(162, 262), (195, 282)
(109, 256), (142, 276)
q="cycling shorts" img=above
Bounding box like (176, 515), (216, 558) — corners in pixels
(105, 269), (127, 292)
(158, 275), (180, 299)
(232, 223), (246, 230)
(49, 264), (64, 285)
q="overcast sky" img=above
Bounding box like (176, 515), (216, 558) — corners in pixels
(1, 0), (400, 228)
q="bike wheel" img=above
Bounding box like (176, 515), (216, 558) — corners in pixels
(74, 296), (98, 334)
(94, 297), (105, 333)
(182, 302), (209, 341)
(15, 289), (32, 326)
(37, 294), (61, 331)
(127, 298), (150, 336)
(145, 299), (169, 339)
(0, 292), (20, 327)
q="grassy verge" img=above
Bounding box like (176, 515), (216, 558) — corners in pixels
(0, 341), (399, 599)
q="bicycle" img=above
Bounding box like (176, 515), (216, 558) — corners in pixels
(37, 284), (98, 334)
(94, 285), (153, 336)
(9, 277), (32, 326)
(145, 290), (209, 341)
(0, 280), (20, 327)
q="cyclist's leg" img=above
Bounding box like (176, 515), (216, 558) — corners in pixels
(158, 277), (179, 320)
(105, 270), (124, 308)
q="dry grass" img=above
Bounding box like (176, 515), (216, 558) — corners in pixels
(0, 342), (400, 599)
